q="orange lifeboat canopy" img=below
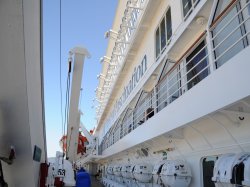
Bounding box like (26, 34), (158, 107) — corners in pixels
(59, 132), (88, 155)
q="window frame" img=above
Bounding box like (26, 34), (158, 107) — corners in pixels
(184, 39), (209, 90)
(181, 0), (200, 20)
(160, 16), (167, 52)
(155, 27), (161, 60)
(155, 6), (172, 61)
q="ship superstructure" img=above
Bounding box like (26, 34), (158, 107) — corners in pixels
(77, 0), (250, 186)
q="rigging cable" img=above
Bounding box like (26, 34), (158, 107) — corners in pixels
(59, 0), (64, 137)
(65, 59), (72, 157)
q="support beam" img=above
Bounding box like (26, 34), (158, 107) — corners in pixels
(66, 47), (90, 162)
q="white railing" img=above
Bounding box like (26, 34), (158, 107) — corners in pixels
(100, 35), (209, 151)
(210, 0), (250, 68)
(99, 0), (250, 153)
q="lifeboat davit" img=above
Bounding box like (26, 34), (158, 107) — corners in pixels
(59, 132), (87, 155)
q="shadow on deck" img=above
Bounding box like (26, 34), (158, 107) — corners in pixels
(90, 176), (103, 187)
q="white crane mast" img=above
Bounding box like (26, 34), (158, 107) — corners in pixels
(66, 47), (90, 162)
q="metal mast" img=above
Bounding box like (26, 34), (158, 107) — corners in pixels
(66, 47), (90, 162)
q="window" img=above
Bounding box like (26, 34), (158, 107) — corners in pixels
(160, 18), (166, 50)
(248, 0), (250, 14)
(155, 7), (172, 59)
(182, 0), (200, 19)
(182, 0), (192, 18)
(186, 40), (209, 90)
(166, 7), (172, 41)
(155, 28), (160, 58)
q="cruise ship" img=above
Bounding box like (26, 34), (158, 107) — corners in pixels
(1, 0), (250, 186)
(75, 0), (250, 187)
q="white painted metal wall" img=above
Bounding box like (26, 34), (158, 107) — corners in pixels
(0, 0), (46, 186)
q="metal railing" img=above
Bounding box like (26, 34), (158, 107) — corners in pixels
(210, 0), (250, 68)
(99, 0), (250, 153)
(100, 34), (209, 152)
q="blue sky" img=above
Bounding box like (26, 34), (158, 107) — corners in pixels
(43, 0), (118, 157)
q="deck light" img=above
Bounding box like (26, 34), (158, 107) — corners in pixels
(104, 29), (118, 39)
(100, 56), (111, 63)
(94, 88), (102, 93)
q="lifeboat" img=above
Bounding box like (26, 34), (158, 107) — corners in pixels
(59, 132), (87, 155)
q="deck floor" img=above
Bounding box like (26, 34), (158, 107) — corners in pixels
(90, 176), (103, 187)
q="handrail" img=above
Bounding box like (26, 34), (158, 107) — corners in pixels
(210, 1), (250, 39)
(156, 31), (207, 87)
(210, 0), (237, 29)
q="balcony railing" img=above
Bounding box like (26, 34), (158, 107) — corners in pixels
(210, 0), (250, 68)
(99, 0), (250, 154)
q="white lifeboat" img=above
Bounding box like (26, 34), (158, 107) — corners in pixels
(212, 152), (250, 187)
(113, 165), (122, 176)
(133, 164), (153, 183)
(107, 165), (114, 175)
(152, 162), (165, 186)
(121, 165), (132, 178)
(160, 160), (191, 187)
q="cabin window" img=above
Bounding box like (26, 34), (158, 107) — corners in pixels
(155, 28), (160, 58)
(160, 17), (166, 50)
(182, 0), (200, 19)
(155, 7), (172, 59)
(166, 7), (172, 41)
(211, 0), (250, 68)
(186, 40), (209, 90)
(182, 0), (192, 18)
(201, 156), (217, 187)
(248, 0), (250, 14)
